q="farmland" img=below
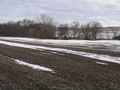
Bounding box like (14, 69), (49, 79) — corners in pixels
(0, 37), (120, 90)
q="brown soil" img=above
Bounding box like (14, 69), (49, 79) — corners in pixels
(0, 40), (120, 90)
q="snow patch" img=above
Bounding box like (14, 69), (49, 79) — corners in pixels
(96, 62), (108, 65)
(0, 40), (120, 64)
(15, 59), (54, 72)
(0, 37), (120, 52)
(51, 52), (58, 54)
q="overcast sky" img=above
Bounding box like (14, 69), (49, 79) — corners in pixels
(0, 0), (120, 26)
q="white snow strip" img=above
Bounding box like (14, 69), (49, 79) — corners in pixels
(42, 52), (53, 55)
(96, 62), (108, 65)
(0, 40), (120, 64)
(58, 53), (64, 56)
(51, 52), (58, 54)
(0, 37), (120, 52)
(15, 59), (54, 72)
(0, 53), (54, 72)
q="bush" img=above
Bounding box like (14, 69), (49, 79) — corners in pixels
(113, 35), (120, 40)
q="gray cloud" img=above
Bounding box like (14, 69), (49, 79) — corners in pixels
(0, 0), (120, 26)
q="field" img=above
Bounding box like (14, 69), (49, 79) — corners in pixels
(0, 37), (120, 90)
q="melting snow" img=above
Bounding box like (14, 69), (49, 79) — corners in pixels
(96, 62), (108, 65)
(15, 59), (54, 72)
(0, 40), (120, 64)
(0, 37), (120, 52)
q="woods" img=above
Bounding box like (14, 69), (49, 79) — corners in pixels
(0, 15), (119, 40)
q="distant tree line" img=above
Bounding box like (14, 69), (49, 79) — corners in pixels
(0, 15), (119, 40)
(0, 15), (57, 39)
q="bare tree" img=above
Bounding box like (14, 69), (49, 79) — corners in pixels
(71, 20), (81, 39)
(89, 22), (102, 40)
(36, 15), (58, 26)
(57, 24), (69, 39)
(80, 23), (91, 40)
(80, 22), (102, 40)
(111, 27), (119, 39)
(35, 15), (57, 39)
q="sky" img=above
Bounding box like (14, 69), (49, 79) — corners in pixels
(0, 0), (120, 26)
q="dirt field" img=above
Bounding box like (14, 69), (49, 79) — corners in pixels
(0, 39), (120, 90)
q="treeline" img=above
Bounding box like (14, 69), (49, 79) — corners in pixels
(0, 15), (104, 40)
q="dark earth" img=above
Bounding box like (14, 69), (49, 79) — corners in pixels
(0, 39), (120, 90)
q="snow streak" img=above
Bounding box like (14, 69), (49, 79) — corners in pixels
(0, 40), (120, 64)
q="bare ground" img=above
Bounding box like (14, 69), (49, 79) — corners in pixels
(0, 40), (120, 90)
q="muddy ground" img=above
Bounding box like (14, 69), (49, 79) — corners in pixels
(0, 40), (120, 90)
